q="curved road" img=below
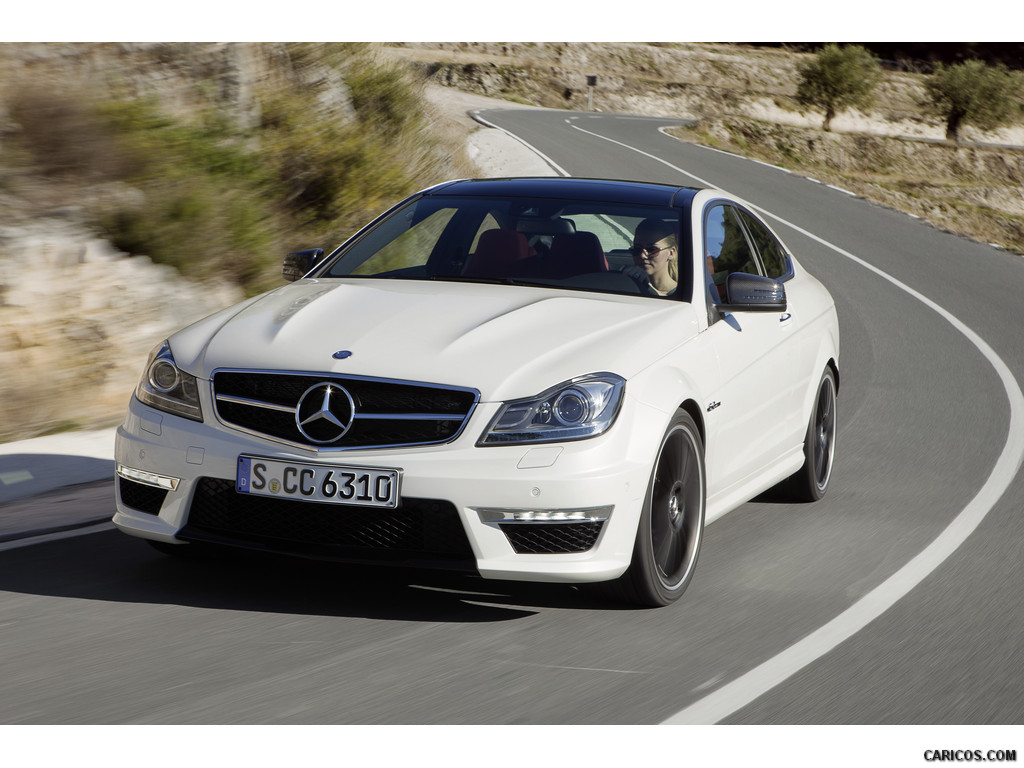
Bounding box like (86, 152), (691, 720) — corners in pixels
(2, 107), (1023, 730)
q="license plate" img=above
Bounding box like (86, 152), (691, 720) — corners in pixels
(236, 456), (400, 508)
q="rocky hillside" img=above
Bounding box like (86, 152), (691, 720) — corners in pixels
(389, 42), (1024, 252)
(0, 42), (471, 441)
(390, 42), (1024, 141)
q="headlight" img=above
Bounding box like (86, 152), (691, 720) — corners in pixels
(478, 373), (625, 446)
(135, 341), (203, 422)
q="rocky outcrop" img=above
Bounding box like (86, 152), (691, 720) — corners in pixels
(0, 215), (243, 439)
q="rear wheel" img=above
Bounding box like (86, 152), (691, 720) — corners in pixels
(606, 411), (706, 607)
(789, 367), (837, 502)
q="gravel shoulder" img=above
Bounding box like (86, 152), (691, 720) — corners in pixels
(422, 85), (557, 177)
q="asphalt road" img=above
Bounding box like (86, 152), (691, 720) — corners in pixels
(2, 107), (1023, 732)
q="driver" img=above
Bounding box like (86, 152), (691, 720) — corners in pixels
(629, 218), (679, 296)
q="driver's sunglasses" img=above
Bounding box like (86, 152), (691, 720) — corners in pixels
(629, 242), (670, 256)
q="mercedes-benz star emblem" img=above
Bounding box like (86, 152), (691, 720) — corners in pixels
(295, 383), (356, 444)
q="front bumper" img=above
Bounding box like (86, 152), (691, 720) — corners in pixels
(113, 393), (666, 584)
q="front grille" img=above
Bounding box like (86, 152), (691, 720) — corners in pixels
(181, 477), (475, 568)
(119, 477), (168, 515)
(212, 371), (478, 450)
(500, 521), (605, 554)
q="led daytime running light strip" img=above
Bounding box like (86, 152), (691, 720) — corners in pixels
(476, 505), (612, 525)
(116, 464), (180, 491)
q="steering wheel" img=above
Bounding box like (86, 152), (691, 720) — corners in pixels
(621, 265), (657, 295)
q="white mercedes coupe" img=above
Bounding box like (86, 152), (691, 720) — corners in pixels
(113, 177), (839, 607)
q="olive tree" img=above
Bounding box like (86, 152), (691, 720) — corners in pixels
(925, 59), (1022, 144)
(796, 44), (882, 131)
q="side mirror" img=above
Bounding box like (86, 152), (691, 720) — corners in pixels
(720, 272), (787, 312)
(282, 249), (324, 282)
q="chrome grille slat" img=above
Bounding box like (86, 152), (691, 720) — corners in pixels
(352, 412), (464, 421)
(212, 370), (478, 451)
(215, 393), (295, 413)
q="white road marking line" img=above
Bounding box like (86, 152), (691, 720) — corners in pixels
(470, 112), (571, 176)
(520, 118), (1024, 723)
(659, 131), (796, 175)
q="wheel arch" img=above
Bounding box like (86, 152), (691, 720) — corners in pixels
(678, 398), (706, 451)
(827, 356), (840, 392)
(626, 351), (715, 457)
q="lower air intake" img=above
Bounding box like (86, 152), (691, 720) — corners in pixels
(499, 521), (605, 554)
(182, 478), (475, 569)
(119, 477), (168, 516)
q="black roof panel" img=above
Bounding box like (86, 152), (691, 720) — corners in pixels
(430, 177), (701, 208)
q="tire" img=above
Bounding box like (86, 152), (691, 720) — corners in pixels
(605, 410), (706, 607)
(789, 367), (837, 502)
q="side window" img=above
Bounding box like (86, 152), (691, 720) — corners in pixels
(736, 209), (789, 279)
(704, 204), (759, 302)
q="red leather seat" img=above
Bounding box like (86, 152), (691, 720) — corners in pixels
(464, 229), (531, 277)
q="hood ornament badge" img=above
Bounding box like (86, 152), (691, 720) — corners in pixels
(295, 383), (355, 443)
(332, 350), (352, 360)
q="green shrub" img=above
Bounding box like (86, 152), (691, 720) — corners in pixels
(258, 88), (412, 238)
(6, 84), (137, 179)
(91, 97), (280, 292)
(346, 61), (425, 139)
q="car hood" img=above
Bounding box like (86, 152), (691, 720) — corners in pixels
(170, 278), (696, 401)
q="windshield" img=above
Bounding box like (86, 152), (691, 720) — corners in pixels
(321, 195), (688, 301)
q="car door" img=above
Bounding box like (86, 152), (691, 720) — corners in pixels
(701, 201), (806, 495)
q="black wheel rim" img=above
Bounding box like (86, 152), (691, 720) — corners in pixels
(813, 376), (836, 491)
(650, 426), (703, 589)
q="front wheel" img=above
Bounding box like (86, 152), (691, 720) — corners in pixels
(605, 411), (706, 607)
(789, 367), (837, 502)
